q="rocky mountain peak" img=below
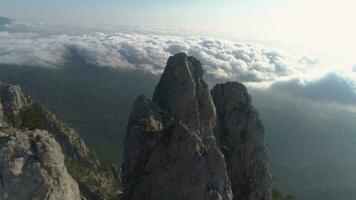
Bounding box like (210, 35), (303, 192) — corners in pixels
(123, 53), (271, 200)
(153, 52), (216, 131)
(163, 52), (204, 82)
(123, 53), (232, 200)
(212, 82), (271, 200)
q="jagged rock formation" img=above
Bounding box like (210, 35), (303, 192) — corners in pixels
(0, 82), (120, 200)
(0, 128), (81, 200)
(122, 53), (272, 200)
(122, 53), (233, 200)
(0, 83), (31, 128)
(212, 82), (271, 200)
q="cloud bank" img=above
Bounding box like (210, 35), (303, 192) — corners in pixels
(270, 72), (356, 105)
(0, 22), (355, 105)
(0, 32), (311, 81)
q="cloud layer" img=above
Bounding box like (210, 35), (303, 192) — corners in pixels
(270, 72), (356, 105)
(0, 24), (355, 105)
(0, 31), (312, 81)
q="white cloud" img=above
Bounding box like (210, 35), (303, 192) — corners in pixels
(0, 30), (355, 105)
(352, 65), (356, 72)
(269, 72), (356, 105)
(0, 32), (313, 81)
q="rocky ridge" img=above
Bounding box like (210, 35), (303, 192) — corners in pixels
(122, 53), (271, 200)
(0, 128), (81, 200)
(32, 104), (120, 200)
(0, 82), (120, 200)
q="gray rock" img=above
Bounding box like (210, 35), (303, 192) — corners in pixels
(0, 82), (121, 200)
(0, 128), (81, 200)
(153, 53), (216, 131)
(0, 83), (31, 128)
(122, 53), (232, 200)
(212, 82), (272, 200)
(32, 104), (121, 200)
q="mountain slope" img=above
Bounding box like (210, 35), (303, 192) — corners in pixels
(0, 128), (82, 200)
(0, 82), (121, 200)
(0, 59), (158, 164)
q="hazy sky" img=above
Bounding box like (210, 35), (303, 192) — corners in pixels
(1, 0), (356, 65)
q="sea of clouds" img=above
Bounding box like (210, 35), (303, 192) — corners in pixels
(0, 17), (355, 105)
(0, 32), (310, 80)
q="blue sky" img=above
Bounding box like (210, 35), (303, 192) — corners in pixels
(0, 0), (286, 24)
(1, 0), (356, 65)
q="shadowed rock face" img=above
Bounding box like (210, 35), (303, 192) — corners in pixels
(212, 82), (272, 200)
(123, 54), (272, 200)
(153, 53), (216, 130)
(0, 128), (81, 200)
(122, 53), (233, 200)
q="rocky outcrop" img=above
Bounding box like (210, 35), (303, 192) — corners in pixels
(212, 82), (271, 200)
(0, 128), (81, 200)
(122, 53), (233, 200)
(122, 53), (272, 200)
(0, 82), (120, 200)
(0, 83), (31, 128)
(32, 104), (121, 200)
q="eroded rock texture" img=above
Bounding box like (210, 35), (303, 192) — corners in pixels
(212, 82), (272, 200)
(0, 128), (81, 200)
(122, 53), (233, 200)
(0, 82), (120, 200)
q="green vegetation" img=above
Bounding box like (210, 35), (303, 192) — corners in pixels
(18, 105), (44, 130)
(195, 139), (207, 155)
(0, 57), (158, 165)
(143, 116), (160, 132)
(272, 188), (296, 200)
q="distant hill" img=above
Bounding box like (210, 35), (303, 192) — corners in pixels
(0, 16), (13, 25)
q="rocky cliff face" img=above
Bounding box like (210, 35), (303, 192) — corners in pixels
(122, 53), (233, 200)
(0, 128), (81, 200)
(122, 53), (271, 200)
(212, 82), (271, 200)
(0, 82), (120, 200)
